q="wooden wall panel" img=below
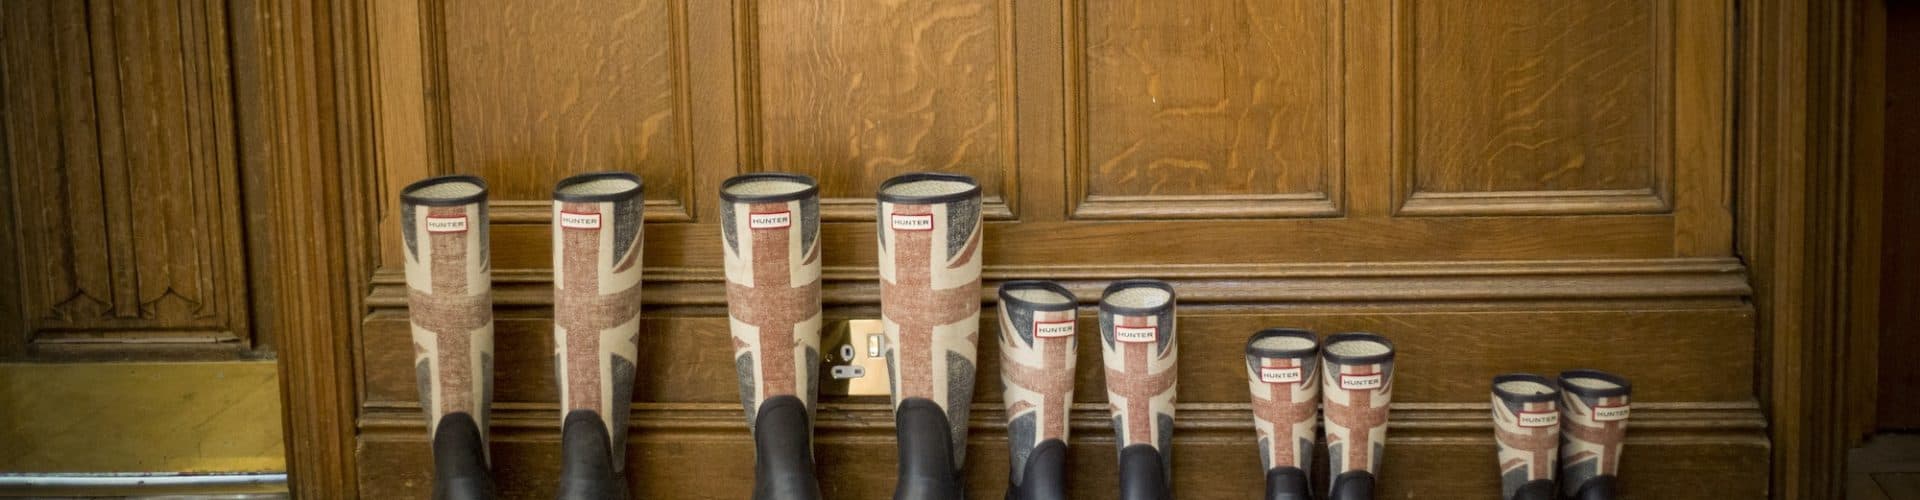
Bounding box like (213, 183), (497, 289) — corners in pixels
(361, 305), (1754, 407)
(749, 0), (1015, 220)
(438, 0), (688, 214)
(0, 0), (251, 355)
(343, 0), (1759, 497)
(357, 402), (1767, 499)
(1072, 0), (1340, 219)
(1399, 0), (1673, 216)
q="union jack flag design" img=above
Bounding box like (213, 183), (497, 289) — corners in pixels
(1492, 374), (1561, 500)
(721, 174), (823, 431)
(1558, 370), (1632, 497)
(1099, 280), (1178, 479)
(877, 173), (983, 467)
(1321, 332), (1395, 478)
(551, 173), (644, 467)
(998, 281), (1079, 484)
(1244, 329), (1320, 473)
(400, 176), (495, 449)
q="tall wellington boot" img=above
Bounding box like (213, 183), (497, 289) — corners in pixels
(1557, 370), (1631, 500)
(720, 173), (825, 500)
(1320, 332), (1395, 500)
(1244, 328), (1320, 500)
(1098, 280), (1178, 500)
(1491, 374), (1561, 500)
(877, 173), (985, 500)
(400, 175), (497, 500)
(550, 172), (646, 500)
(997, 281), (1079, 500)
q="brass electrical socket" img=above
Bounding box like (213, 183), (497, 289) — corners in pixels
(818, 319), (892, 397)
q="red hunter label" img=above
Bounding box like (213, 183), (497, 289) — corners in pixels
(426, 215), (468, 233)
(1518, 410), (1560, 428)
(1113, 325), (1157, 343)
(890, 213), (934, 231)
(749, 211), (792, 230)
(1034, 320), (1076, 338)
(559, 211), (601, 230)
(1592, 404), (1630, 422)
(1340, 372), (1384, 390)
(1260, 366), (1304, 384)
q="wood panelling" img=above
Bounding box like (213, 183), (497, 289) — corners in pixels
(747, 0), (1016, 221)
(360, 306), (1754, 407)
(1397, 0), (1691, 217)
(0, 0), (251, 354)
(439, 0), (688, 207)
(327, 0), (1771, 497)
(1070, 0), (1340, 219)
(356, 403), (1767, 499)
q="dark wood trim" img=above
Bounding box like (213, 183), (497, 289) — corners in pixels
(250, 0), (372, 496)
(1739, 0), (1874, 498)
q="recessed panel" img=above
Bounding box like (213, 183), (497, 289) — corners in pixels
(1409, 0), (1661, 195)
(753, 0), (1010, 207)
(442, 0), (685, 204)
(1081, 0), (1335, 200)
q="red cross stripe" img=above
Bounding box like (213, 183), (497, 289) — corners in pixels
(726, 201), (820, 398)
(556, 202), (643, 414)
(884, 203), (979, 400)
(1105, 313), (1175, 447)
(1563, 395), (1628, 475)
(419, 205), (489, 419)
(1495, 400), (1559, 479)
(1326, 362), (1389, 471)
(1251, 357), (1316, 467)
(1001, 318), (1076, 440)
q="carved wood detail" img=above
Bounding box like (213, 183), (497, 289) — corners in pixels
(0, 0), (250, 352)
(741, 0), (1019, 221)
(1064, 0), (1342, 220)
(1391, 0), (1717, 217)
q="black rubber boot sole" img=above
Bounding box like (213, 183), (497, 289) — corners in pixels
(1117, 444), (1170, 500)
(555, 409), (629, 500)
(431, 412), (494, 500)
(752, 396), (823, 500)
(1328, 470), (1374, 500)
(1005, 439), (1068, 500)
(893, 398), (964, 500)
(1512, 479), (1555, 500)
(1264, 467), (1310, 500)
(1568, 476), (1617, 500)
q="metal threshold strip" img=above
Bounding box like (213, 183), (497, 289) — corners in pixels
(0, 472), (288, 496)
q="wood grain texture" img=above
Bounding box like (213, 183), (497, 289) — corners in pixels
(355, 403), (1767, 499)
(440, 0), (687, 207)
(247, 0), (375, 494)
(1072, 0), (1339, 219)
(0, 0), (251, 354)
(1400, 0), (1673, 216)
(1737, 0), (1868, 496)
(1877, 0), (1918, 431)
(748, 0), (1014, 220)
(360, 303), (1754, 407)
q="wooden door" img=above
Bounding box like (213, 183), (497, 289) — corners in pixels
(350, 0), (1759, 497)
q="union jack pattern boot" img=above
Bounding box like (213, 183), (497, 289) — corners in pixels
(550, 172), (645, 500)
(1557, 370), (1631, 500)
(1245, 328), (1320, 500)
(721, 173), (824, 500)
(400, 175), (496, 500)
(877, 173), (984, 500)
(997, 281), (1079, 500)
(1491, 374), (1561, 500)
(1099, 280), (1178, 500)
(1321, 332), (1394, 500)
